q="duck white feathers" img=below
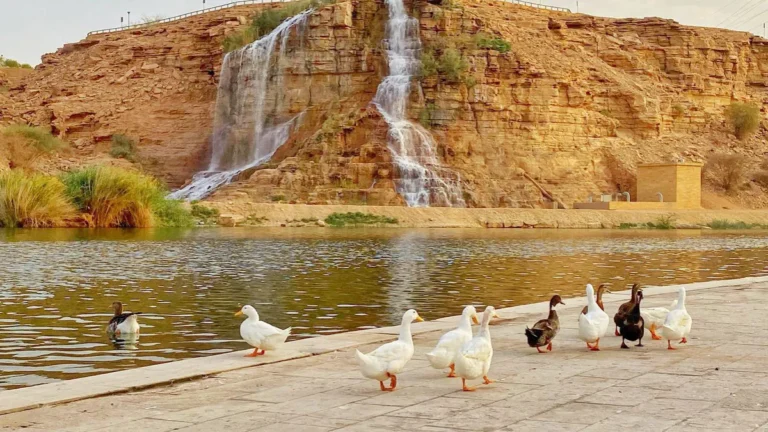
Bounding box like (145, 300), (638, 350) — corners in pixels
(106, 301), (141, 336)
(426, 306), (479, 377)
(454, 306), (500, 392)
(578, 284), (610, 351)
(661, 287), (692, 350)
(641, 299), (678, 340)
(235, 305), (291, 357)
(355, 309), (423, 391)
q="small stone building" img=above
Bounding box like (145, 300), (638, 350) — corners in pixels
(575, 162), (703, 210)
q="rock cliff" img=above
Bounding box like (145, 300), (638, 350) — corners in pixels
(2, 0), (767, 208)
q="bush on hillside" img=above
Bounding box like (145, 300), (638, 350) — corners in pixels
(62, 166), (187, 228)
(725, 102), (760, 140)
(437, 48), (468, 83)
(109, 134), (137, 161)
(419, 50), (439, 78)
(704, 153), (748, 193)
(475, 35), (511, 53)
(222, 0), (335, 52)
(0, 170), (75, 228)
(2, 125), (65, 153)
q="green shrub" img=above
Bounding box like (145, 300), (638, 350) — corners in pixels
(0, 58), (20, 68)
(475, 36), (511, 53)
(0, 170), (75, 228)
(672, 104), (685, 117)
(725, 102), (760, 140)
(191, 204), (220, 225)
(648, 214), (675, 230)
(109, 134), (137, 161)
(21, 64), (32, 69)
(271, 195), (286, 202)
(419, 50), (438, 78)
(438, 48), (467, 83)
(223, 0), (334, 52)
(618, 222), (638, 229)
(324, 212), (398, 227)
(418, 103), (437, 128)
(62, 167), (164, 228)
(152, 198), (194, 227)
(704, 153), (748, 193)
(2, 125), (65, 153)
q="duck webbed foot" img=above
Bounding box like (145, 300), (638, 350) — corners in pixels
(447, 364), (456, 378)
(483, 376), (494, 385)
(615, 327), (621, 336)
(547, 342), (553, 352)
(245, 348), (265, 357)
(462, 378), (476, 392)
(650, 324), (662, 340)
(680, 337), (688, 344)
(667, 340), (677, 350)
(536, 346), (545, 354)
(589, 339), (601, 351)
(621, 339), (629, 349)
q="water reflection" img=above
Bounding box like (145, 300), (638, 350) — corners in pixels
(1, 227), (767, 389)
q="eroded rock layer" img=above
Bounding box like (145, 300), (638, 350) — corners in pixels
(2, 0), (767, 207)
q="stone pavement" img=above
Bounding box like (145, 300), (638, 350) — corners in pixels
(1, 278), (767, 432)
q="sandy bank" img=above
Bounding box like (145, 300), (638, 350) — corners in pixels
(206, 202), (768, 228)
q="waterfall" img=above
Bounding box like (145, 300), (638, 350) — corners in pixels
(170, 11), (311, 201)
(372, 0), (465, 207)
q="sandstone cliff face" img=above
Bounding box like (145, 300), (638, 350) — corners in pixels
(3, 0), (768, 207)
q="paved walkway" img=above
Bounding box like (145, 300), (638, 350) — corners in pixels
(1, 279), (767, 431)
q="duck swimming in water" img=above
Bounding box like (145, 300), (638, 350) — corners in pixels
(106, 301), (141, 336)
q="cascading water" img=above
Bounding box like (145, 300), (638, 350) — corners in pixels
(170, 11), (311, 201)
(373, 0), (465, 207)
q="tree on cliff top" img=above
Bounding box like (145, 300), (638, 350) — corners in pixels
(725, 102), (761, 140)
(0, 56), (32, 69)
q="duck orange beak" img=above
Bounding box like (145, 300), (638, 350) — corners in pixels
(415, 315), (424, 322)
(472, 315), (480, 325)
(492, 312), (501, 319)
(234, 311), (243, 317)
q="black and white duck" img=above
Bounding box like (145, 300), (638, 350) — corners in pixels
(106, 301), (141, 336)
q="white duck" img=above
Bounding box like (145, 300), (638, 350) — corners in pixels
(578, 284), (610, 351)
(235, 305), (291, 357)
(355, 309), (423, 391)
(641, 298), (678, 340)
(661, 287), (692, 350)
(106, 301), (141, 336)
(454, 306), (500, 392)
(426, 306), (479, 377)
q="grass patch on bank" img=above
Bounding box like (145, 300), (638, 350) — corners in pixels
(62, 167), (192, 228)
(708, 219), (768, 230)
(191, 204), (220, 225)
(0, 170), (75, 228)
(324, 212), (398, 227)
(618, 215), (676, 230)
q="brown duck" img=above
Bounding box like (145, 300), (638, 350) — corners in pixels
(613, 283), (640, 336)
(618, 290), (645, 349)
(581, 284), (610, 315)
(525, 295), (565, 353)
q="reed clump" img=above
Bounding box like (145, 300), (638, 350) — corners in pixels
(0, 170), (75, 228)
(62, 166), (191, 228)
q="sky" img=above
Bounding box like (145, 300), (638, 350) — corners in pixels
(0, 0), (764, 66)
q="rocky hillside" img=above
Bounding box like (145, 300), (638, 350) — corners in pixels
(3, 0), (768, 208)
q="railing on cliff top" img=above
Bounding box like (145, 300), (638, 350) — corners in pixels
(87, 0), (569, 36)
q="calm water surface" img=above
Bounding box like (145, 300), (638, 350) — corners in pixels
(1, 228), (767, 389)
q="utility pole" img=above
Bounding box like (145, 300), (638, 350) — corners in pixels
(576, 0), (579, 13)
(127, 11), (131, 26)
(120, 17), (124, 28)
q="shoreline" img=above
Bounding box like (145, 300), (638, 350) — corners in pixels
(205, 203), (768, 229)
(1, 275), (766, 416)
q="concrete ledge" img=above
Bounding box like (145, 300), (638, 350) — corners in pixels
(1, 275), (766, 416)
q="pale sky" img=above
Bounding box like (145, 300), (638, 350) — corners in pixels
(0, 0), (763, 66)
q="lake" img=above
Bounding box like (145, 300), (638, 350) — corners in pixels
(2, 228), (767, 389)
